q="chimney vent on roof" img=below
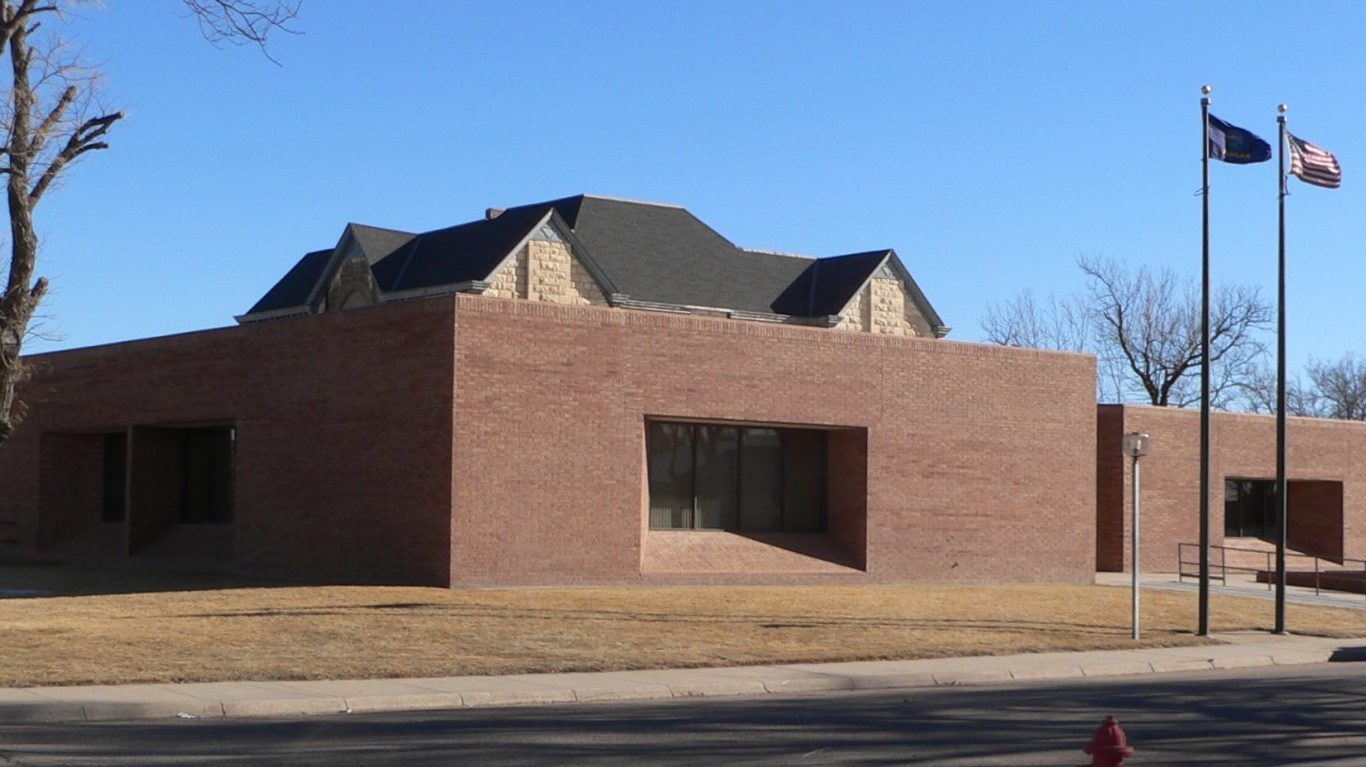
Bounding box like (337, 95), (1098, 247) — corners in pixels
(486, 208), (504, 220)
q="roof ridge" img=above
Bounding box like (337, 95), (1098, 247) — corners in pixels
(740, 247), (818, 261)
(347, 222), (416, 236)
(823, 248), (894, 261)
(579, 193), (686, 210)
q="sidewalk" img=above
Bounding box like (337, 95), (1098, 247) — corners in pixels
(3, 573), (1362, 725)
(1095, 569), (1366, 611)
(0, 630), (1359, 724)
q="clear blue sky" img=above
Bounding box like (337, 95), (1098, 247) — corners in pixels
(23, 1), (1366, 374)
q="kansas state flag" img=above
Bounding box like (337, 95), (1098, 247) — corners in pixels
(1207, 114), (1272, 164)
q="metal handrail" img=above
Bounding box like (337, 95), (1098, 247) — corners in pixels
(1177, 541), (1366, 599)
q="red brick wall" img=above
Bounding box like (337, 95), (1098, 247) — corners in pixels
(1097, 405), (1366, 572)
(1095, 406), (1126, 571)
(451, 296), (1097, 585)
(1288, 480), (1344, 562)
(36, 433), (105, 547)
(826, 428), (869, 569)
(3, 294), (1100, 587)
(0, 299), (456, 584)
(128, 427), (183, 555)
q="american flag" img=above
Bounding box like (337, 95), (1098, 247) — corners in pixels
(1287, 133), (1342, 189)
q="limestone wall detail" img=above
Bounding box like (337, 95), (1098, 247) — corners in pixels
(483, 245), (528, 299)
(483, 239), (607, 306)
(870, 277), (912, 336)
(836, 277), (935, 337)
(325, 254), (378, 310)
(836, 286), (869, 331)
(528, 240), (608, 305)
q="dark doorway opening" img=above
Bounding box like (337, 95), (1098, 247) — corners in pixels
(101, 433), (127, 523)
(1224, 479), (1279, 539)
(181, 426), (234, 524)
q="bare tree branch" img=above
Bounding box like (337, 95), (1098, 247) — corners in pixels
(0, 0), (300, 447)
(983, 255), (1272, 408)
(29, 109), (119, 201)
(182, 0), (300, 64)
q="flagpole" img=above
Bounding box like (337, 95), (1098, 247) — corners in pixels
(1199, 84), (1212, 637)
(1275, 103), (1289, 634)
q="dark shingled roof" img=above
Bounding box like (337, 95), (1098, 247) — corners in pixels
(371, 205), (550, 293)
(242, 194), (946, 334)
(497, 196), (814, 315)
(349, 224), (415, 265)
(771, 250), (889, 317)
(246, 249), (332, 315)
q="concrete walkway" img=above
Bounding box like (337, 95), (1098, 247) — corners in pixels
(3, 573), (1362, 725)
(1095, 569), (1366, 611)
(1, 630), (1360, 724)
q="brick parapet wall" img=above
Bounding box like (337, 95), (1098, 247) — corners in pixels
(1096, 404), (1366, 573)
(0, 299), (457, 584)
(2, 292), (1097, 588)
(451, 294), (1096, 585)
(1095, 405), (1126, 570)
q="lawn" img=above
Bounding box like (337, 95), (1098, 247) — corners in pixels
(1, 568), (1364, 687)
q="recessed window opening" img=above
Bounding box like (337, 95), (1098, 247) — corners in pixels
(647, 420), (825, 533)
(181, 426), (235, 524)
(101, 433), (127, 523)
(1224, 478), (1279, 539)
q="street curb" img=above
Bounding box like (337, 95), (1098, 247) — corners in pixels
(0, 641), (1346, 724)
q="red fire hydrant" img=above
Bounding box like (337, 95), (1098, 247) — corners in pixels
(1083, 715), (1134, 767)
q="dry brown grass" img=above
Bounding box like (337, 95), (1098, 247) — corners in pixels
(2, 572), (1365, 687)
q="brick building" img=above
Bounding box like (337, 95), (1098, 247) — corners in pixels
(10, 194), (1350, 588)
(0, 195), (1103, 585)
(1097, 404), (1366, 575)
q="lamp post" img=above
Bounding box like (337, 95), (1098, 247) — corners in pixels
(1123, 432), (1151, 640)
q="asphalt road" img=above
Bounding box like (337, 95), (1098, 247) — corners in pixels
(4, 663), (1366, 766)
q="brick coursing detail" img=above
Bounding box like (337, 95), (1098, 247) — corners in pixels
(451, 295), (1097, 586)
(0, 292), (1097, 588)
(1096, 405), (1366, 574)
(0, 300), (457, 585)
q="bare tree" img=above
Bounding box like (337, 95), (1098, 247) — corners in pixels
(984, 256), (1273, 407)
(981, 289), (1090, 352)
(0, 0), (297, 447)
(184, 0), (300, 63)
(1234, 362), (1317, 417)
(1302, 354), (1366, 421)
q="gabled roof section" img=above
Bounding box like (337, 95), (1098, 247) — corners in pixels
(882, 250), (949, 337)
(371, 205), (548, 293)
(501, 195), (815, 315)
(349, 223), (415, 265)
(239, 193), (948, 335)
(771, 250), (888, 317)
(244, 249), (333, 316)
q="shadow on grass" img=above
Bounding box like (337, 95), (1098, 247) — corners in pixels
(161, 601), (1202, 641)
(0, 561), (334, 598)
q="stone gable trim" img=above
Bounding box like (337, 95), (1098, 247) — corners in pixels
(302, 225), (366, 313)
